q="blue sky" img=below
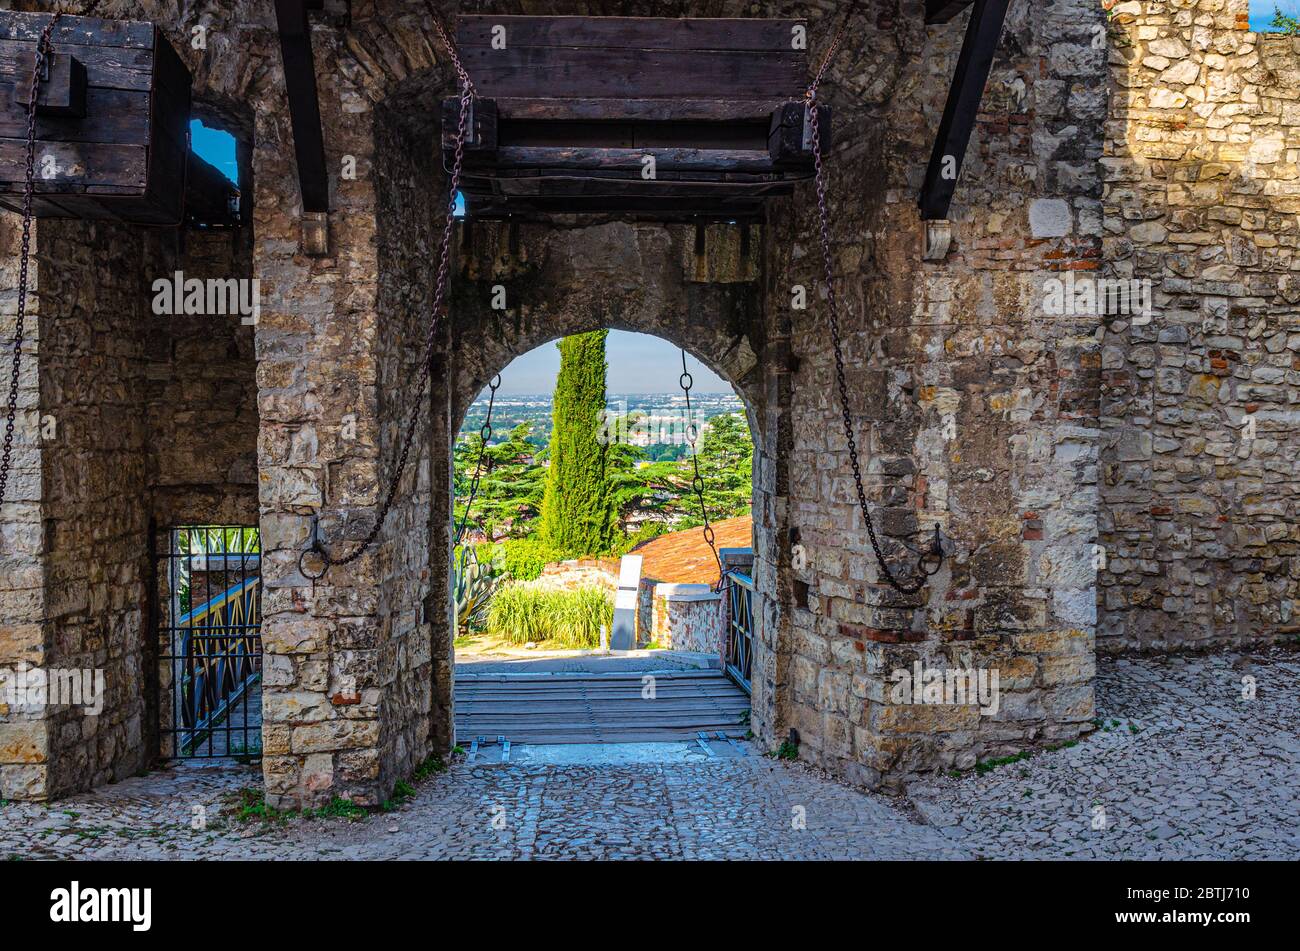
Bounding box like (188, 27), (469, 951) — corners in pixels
(190, 120), (238, 183)
(1251, 0), (1300, 29)
(496, 331), (731, 395)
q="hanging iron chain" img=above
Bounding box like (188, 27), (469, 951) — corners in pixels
(425, 1), (475, 96)
(806, 0), (862, 103)
(679, 349), (724, 588)
(805, 18), (944, 596)
(0, 12), (62, 512)
(299, 79), (473, 581)
(453, 373), (500, 545)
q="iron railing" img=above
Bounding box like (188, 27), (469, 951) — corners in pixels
(724, 570), (754, 694)
(158, 526), (262, 758)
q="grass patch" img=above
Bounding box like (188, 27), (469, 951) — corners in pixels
(485, 582), (613, 649)
(231, 787), (367, 824)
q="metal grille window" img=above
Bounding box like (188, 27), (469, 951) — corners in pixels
(158, 525), (262, 758)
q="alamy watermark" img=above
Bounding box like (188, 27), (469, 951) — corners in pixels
(1043, 272), (1152, 324)
(151, 270), (260, 325)
(889, 662), (1001, 715)
(0, 664), (105, 715)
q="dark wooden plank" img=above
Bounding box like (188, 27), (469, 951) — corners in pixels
(462, 46), (805, 100)
(0, 83), (149, 143)
(0, 139), (146, 188)
(484, 146), (780, 173)
(0, 12), (156, 49)
(0, 39), (154, 91)
(274, 0), (329, 214)
(494, 97), (783, 123)
(457, 16), (806, 52)
(919, 0), (1012, 220)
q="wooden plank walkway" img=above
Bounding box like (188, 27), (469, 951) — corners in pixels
(454, 668), (751, 744)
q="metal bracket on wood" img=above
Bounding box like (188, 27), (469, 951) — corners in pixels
(274, 0), (331, 256)
(695, 731), (715, 757)
(918, 0), (1012, 221)
(301, 211), (329, 256)
(922, 219), (953, 261)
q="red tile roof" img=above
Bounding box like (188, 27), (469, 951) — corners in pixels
(628, 515), (753, 585)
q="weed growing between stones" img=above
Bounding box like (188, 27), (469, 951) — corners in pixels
(768, 739), (799, 761)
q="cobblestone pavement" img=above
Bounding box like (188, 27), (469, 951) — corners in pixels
(1, 649), (1295, 860)
(908, 646), (1300, 860)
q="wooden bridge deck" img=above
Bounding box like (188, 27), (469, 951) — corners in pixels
(453, 668), (751, 745)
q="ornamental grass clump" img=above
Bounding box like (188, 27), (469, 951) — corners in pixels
(485, 582), (614, 649)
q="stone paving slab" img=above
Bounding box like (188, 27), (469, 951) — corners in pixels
(0, 650), (1295, 860)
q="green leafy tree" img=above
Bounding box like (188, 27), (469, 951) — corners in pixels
(453, 422), (546, 540)
(540, 331), (616, 556)
(1273, 6), (1300, 34)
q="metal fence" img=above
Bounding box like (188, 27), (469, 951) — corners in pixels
(724, 570), (754, 694)
(157, 525), (262, 759)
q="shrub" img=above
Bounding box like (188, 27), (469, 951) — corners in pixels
(500, 538), (557, 581)
(485, 582), (613, 649)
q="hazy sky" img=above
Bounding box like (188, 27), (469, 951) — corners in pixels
(493, 331), (732, 395)
(1251, 0), (1300, 29)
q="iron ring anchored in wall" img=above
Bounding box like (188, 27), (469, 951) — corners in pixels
(298, 515), (329, 582)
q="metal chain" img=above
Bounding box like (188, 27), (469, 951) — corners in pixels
(0, 12), (62, 511)
(453, 373), (500, 545)
(299, 79), (474, 581)
(424, 0), (475, 96)
(808, 101), (944, 596)
(805, 0), (862, 103)
(679, 349), (724, 587)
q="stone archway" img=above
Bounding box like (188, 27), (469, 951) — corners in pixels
(425, 217), (789, 757)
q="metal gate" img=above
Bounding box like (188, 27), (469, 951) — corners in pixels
(724, 571), (754, 694)
(157, 525), (262, 758)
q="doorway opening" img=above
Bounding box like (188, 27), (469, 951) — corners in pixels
(155, 525), (262, 760)
(449, 331), (758, 752)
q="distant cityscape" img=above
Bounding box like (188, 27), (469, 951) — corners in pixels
(461, 391), (746, 457)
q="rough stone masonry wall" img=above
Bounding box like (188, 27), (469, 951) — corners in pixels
(143, 228), (259, 529)
(768, 0), (1106, 787)
(1099, 0), (1300, 652)
(0, 217), (153, 801)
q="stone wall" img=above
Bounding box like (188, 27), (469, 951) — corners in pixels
(1099, 0), (1300, 652)
(650, 584), (724, 655)
(767, 0), (1106, 786)
(11, 0), (1297, 807)
(144, 228), (259, 528)
(0, 217), (153, 799)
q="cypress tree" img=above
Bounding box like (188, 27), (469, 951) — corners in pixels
(540, 330), (615, 555)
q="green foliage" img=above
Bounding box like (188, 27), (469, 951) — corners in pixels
(772, 740), (799, 761)
(540, 331), (617, 556)
(232, 788), (366, 824)
(1273, 6), (1300, 34)
(454, 422), (547, 540)
(499, 538), (557, 581)
(453, 546), (504, 637)
(693, 411), (754, 522)
(412, 754), (448, 781)
(485, 582), (614, 649)
(612, 520), (671, 556)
